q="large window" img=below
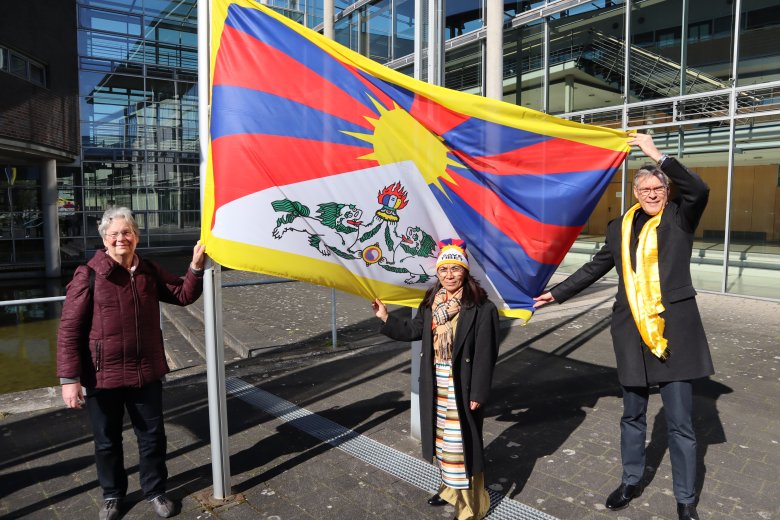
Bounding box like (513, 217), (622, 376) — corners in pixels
(0, 45), (47, 87)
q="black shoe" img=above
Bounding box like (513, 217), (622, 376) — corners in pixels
(605, 483), (641, 511)
(149, 494), (176, 518)
(427, 493), (447, 506)
(677, 503), (699, 520)
(99, 498), (121, 520)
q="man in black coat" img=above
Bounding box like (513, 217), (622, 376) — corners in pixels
(534, 132), (713, 520)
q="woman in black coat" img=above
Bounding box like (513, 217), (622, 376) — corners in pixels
(372, 239), (499, 520)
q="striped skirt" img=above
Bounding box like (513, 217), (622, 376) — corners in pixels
(434, 361), (469, 489)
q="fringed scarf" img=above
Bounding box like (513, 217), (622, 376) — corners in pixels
(431, 287), (463, 362)
(621, 203), (669, 360)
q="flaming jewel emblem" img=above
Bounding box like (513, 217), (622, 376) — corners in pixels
(376, 182), (409, 222)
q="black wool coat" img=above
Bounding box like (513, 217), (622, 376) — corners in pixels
(551, 157), (714, 387)
(381, 298), (499, 477)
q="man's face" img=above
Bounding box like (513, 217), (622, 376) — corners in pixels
(633, 175), (669, 216)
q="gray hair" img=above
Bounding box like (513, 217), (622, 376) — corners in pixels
(634, 163), (670, 189)
(97, 206), (140, 239)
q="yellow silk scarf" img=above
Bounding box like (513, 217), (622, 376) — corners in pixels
(621, 203), (669, 360)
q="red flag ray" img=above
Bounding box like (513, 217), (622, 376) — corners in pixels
(460, 137), (626, 176)
(211, 134), (376, 219)
(443, 170), (582, 265)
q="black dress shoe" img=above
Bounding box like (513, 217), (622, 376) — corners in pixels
(677, 503), (699, 520)
(605, 483), (641, 510)
(427, 493), (447, 506)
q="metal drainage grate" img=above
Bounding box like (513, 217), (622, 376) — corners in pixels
(227, 377), (558, 520)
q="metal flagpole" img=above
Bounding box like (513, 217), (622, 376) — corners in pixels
(485, 0), (503, 101)
(323, 0), (337, 351)
(408, 0), (424, 442)
(198, 0), (231, 499)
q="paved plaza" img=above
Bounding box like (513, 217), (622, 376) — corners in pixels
(1, 270), (779, 519)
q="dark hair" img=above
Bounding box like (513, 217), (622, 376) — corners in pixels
(421, 270), (489, 308)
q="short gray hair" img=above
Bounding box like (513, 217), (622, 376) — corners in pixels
(97, 206), (139, 239)
(634, 163), (670, 189)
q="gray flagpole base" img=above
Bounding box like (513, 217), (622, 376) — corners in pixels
(204, 264), (232, 498)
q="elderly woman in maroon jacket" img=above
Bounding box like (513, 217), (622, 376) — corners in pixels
(57, 206), (205, 520)
(372, 239), (499, 520)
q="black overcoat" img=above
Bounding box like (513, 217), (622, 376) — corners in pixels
(551, 158), (714, 386)
(381, 298), (499, 476)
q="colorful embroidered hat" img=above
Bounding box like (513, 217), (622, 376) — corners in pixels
(435, 238), (469, 270)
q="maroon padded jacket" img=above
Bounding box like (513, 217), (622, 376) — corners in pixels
(57, 250), (203, 389)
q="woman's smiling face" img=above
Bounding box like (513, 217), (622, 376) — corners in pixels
(437, 263), (466, 295)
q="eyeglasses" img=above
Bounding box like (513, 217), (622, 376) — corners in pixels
(636, 185), (667, 197)
(437, 265), (464, 275)
(106, 230), (134, 240)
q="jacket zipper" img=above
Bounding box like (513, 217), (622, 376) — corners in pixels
(95, 340), (102, 371)
(130, 270), (144, 386)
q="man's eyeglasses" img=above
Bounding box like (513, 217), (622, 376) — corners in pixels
(106, 230), (134, 240)
(636, 185), (667, 197)
(437, 265), (464, 275)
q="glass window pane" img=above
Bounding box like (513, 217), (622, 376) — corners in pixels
(335, 11), (359, 51)
(143, 39), (197, 71)
(79, 72), (145, 125)
(79, 6), (142, 36)
(29, 63), (45, 86)
(446, 0), (483, 38)
(10, 53), (27, 78)
(80, 0), (143, 14)
(366, 0), (392, 64)
(394, 0), (415, 59)
(445, 42), (481, 93)
(629, 0), (684, 102)
(144, 0), (197, 24)
(685, 0), (734, 88)
(726, 116), (780, 298)
(737, 1), (780, 86)
(79, 30), (144, 65)
(81, 121), (144, 149)
(506, 21), (544, 111)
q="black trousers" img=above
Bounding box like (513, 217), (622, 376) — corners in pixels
(85, 380), (167, 500)
(620, 381), (696, 504)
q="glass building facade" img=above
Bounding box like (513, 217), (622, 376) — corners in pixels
(328, 0), (780, 300)
(63, 0), (201, 262)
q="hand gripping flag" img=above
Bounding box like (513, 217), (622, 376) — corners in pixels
(204, 0), (630, 321)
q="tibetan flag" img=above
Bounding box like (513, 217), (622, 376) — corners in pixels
(203, 0), (629, 321)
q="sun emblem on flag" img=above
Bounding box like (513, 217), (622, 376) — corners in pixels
(344, 98), (461, 195)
